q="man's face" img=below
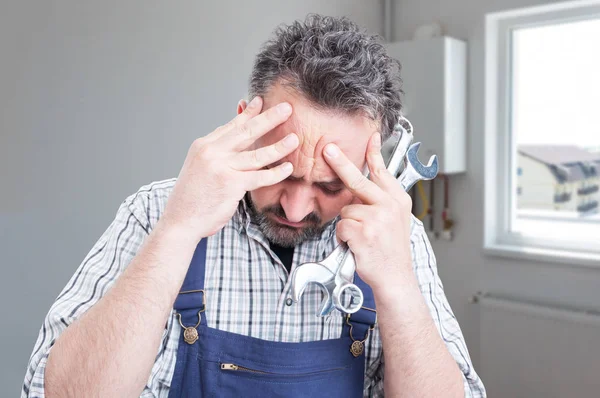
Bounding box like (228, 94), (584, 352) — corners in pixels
(241, 83), (378, 247)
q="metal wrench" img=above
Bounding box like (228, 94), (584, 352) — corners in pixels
(290, 120), (439, 316)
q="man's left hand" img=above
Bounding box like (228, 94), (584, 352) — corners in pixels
(323, 132), (416, 295)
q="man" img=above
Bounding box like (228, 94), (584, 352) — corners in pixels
(23, 15), (485, 397)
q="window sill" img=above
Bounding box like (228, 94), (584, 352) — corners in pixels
(484, 243), (600, 269)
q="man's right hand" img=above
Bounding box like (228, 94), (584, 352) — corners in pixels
(161, 96), (298, 241)
(44, 97), (298, 398)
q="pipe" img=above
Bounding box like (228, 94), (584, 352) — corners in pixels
(384, 0), (393, 42)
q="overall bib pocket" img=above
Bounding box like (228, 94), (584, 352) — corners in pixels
(205, 359), (360, 398)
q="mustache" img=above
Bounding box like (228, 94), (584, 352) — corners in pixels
(262, 204), (321, 225)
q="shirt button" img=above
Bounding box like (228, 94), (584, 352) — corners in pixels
(285, 298), (293, 306)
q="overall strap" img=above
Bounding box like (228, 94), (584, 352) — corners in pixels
(173, 238), (208, 327)
(345, 273), (377, 356)
(168, 239), (208, 397)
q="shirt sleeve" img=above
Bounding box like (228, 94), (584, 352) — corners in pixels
(409, 219), (487, 397)
(21, 184), (173, 398)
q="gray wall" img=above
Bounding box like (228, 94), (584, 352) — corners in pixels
(393, 0), (600, 395)
(0, 1), (384, 394)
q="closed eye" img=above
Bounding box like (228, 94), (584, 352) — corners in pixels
(264, 164), (345, 196)
(318, 184), (344, 196)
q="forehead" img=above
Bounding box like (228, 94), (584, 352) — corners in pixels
(260, 84), (378, 182)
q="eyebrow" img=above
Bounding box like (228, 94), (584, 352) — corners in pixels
(267, 160), (344, 187)
(286, 175), (344, 187)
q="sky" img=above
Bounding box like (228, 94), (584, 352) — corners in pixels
(513, 17), (600, 150)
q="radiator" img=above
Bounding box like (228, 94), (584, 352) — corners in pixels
(477, 293), (600, 398)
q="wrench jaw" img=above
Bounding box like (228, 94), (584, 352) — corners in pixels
(399, 143), (439, 191)
(290, 262), (335, 303)
(406, 142), (438, 180)
(296, 279), (337, 317)
(318, 297), (335, 317)
(316, 278), (338, 316)
(290, 262), (344, 316)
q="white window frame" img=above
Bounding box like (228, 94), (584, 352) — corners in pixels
(484, 0), (600, 267)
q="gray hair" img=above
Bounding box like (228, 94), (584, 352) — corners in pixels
(248, 14), (403, 140)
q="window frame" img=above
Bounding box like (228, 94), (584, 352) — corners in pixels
(484, 0), (600, 267)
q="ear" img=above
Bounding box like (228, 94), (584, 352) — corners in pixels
(237, 99), (247, 115)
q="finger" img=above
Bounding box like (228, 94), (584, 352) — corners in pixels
(233, 133), (299, 171)
(340, 203), (373, 222)
(207, 97), (265, 143)
(366, 132), (401, 193)
(234, 96), (264, 123)
(220, 102), (293, 151)
(336, 218), (362, 245)
(323, 143), (384, 205)
(224, 96), (264, 131)
(366, 133), (388, 179)
(246, 162), (294, 190)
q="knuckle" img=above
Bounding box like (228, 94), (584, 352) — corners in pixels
(218, 168), (235, 185)
(264, 107), (278, 121)
(387, 200), (401, 216)
(265, 107), (286, 126)
(397, 191), (412, 209)
(238, 123), (254, 141)
(275, 139), (289, 155)
(348, 176), (366, 192)
(371, 166), (389, 180)
(363, 225), (377, 243)
(267, 168), (284, 183)
(221, 120), (236, 131)
(250, 149), (262, 168)
(254, 169), (274, 187)
(190, 138), (207, 154)
(337, 219), (350, 238)
(340, 206), (349, 219)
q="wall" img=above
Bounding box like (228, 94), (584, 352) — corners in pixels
(393, 0), (600, 395)
(0, 1), (384, 394)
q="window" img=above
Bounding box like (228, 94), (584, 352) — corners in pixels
(485, 0), (600, 265)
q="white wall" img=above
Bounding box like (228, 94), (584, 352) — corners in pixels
(393, 0), (600, 395)
(0, 1), (384, 395)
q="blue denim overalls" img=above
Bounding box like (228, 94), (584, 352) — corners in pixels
(168, 238), (377, 397)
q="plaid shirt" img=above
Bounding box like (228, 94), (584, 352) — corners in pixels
(22, 179), (486, 397)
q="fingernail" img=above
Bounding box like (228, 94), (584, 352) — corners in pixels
(282, 162), (293, 173)
(277, 102), (292, 115)
(248, 96), (260, 109)
(324, 144), (339, 158)
(283, 134), (298, 147)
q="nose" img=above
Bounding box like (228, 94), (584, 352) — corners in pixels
(280, 183), (315, 223)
